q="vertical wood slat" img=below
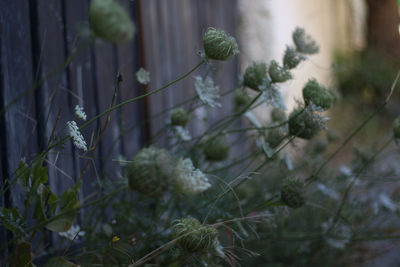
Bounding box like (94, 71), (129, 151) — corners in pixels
(0, 0), (38, 252)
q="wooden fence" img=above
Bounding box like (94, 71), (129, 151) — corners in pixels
(0, 0), (238, 252)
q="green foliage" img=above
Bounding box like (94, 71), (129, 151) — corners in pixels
(0, 207), (26, 235)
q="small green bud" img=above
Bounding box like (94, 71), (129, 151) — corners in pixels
(292, 27), (319, 55)
(268, 60), (292, 83)
(302, 79), (334, 110)
(283, 46), (306, 69)
(270, 108), (286, 123)
(243, 62), (268, 91)
(266, 128), (286, 148)
(288, 108), (322, 139)
(127, 147), (173, 197)
(393, 117), (400, 139)
(203, 28), (239, 61)
(233, 89), (252, 110)
(171, 108), (190, 127)
(172, 217), (218, 253)
(203, 137), (230, 161)
(281, 178), (305, 208)
(89, 0), (135, 44)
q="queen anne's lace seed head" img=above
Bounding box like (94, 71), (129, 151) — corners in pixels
(302, 79), (334, 110)
(136, 68), (150, 85)
(268, 60), (292, 83)
(174, 158), (211, 194)
(203, 28), (239, 61)
(171, 108), (190, 126)
(67, 121), (87, 151)
(127, 147), (173, 197)
(233, 89), (252, 111)
(270, 108), (287, 123)
(194, 76), (221, 108)
(203, 137), (230, 161)
(292, 27), (319, 55)
(283, 46), (306, 69)
(280, 177), (305, 208)
(89, 0), (135, 44)
(74, 105), (87, 121)
(243, 62), (268, 91)
(288, 102), (329, 139)
(172, 217), (218, 252)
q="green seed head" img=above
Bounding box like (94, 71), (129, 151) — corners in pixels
(127, 147), (173, 197)
(268, 60), (292, 83)
(89, 0), (135, 44)
(171, 108), (190, 127)
(302, 79), (334, 110)
(203, 28), (239, 61)
(172, 217), (218, 253)
(288, 108), (321, 139)
(283, 46), (306, 69)
(292, 27), (319, 55)
(203, 137), (230, 161)
(281, 178), (305, 208)
(243, 62), (268, 91)
(270, 108), (287, 123)
(233, 89), (252, 110)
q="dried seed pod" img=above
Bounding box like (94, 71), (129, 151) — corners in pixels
(243, 62), (268, 91)
(203, 28), (239, 61)
(281, 178), (305, 208)
(89, 0), (135, 44)
(172, 217), (218, 253)
(127, 147), (173, 197)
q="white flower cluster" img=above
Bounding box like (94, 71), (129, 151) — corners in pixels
(74, 105), (87, 120)
(136, 67), (150, 85)
(194, 76), (221, 108)
(175, 158), (211, 194)
(259, 79), (286, 110)
(59, 225), (85, 241)
(67, 121), (87, 151)
(173, 126), (191, 141)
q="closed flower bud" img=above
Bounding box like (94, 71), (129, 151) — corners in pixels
(172, 217), (218, 253)
(302, 79), (334, 110)
(283, 46), (306, 69)
(268, 60), (292, 83)
(203, 28), (239, 61)
(89, 0), (135, 44)
(203, 137), (230, 161)
(393, 117), (400, 139)
(281, 178), (305, 208)
(288, 108), (322, 139)
(233, 89), (252, 110)
(171, 108), (190, 126)
(270, 108), (286, 123)
(243, 62), (268, 91)
(127, 147), (173, 197)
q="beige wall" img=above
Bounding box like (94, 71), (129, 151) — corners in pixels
(238, 0), (366, 118)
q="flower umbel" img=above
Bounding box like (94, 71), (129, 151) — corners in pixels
(58, 225), (85, 241)
(74, 105), (87, 121)
(292, 27), (319, 55)
(136, 67), (150, 85)
(194, 76), (221, 108)
(67, 121), (87, 151)
(174, 158), (211, 194)
(203, 28), (239, 61)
